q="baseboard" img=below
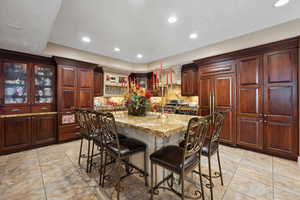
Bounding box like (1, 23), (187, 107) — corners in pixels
(298, 156), (300, 167)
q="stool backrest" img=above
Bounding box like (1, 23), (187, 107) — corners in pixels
(74, 108), (89, 134)
(182, 116), (211, 160)
(98, 112), (121, 155)
(210, 111), (227, 144)
(85, 110), (99, 136)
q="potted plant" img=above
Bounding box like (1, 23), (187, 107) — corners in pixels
(124, 84), (152, 116)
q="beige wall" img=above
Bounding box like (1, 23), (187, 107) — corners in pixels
(43, 43), (148, 74)
(148, 19), (300, 70)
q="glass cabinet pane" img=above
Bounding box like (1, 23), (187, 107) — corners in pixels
(34, 65), (54, 104)
(4, 62), (28, 104)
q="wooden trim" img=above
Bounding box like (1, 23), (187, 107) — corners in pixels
(53, 56), (97, 69)
(194, 37), (299, 66)
(0, 49), (54, 65)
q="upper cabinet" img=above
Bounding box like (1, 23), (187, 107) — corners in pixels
(2, 61), (30, 105)
(0, 51), (56, 115)
(181, 63), (198, 96)
(94, 67), (104, 96)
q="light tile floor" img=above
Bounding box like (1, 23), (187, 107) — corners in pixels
(0, 140), (299, 200)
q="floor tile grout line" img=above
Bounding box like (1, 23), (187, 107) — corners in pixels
(220, 149), (245, 200)
(36, 149), (48, 200)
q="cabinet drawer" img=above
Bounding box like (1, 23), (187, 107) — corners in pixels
(1, 106), (30, 115)
(31, 105), (54, 113)
(59, 124), (80, 142)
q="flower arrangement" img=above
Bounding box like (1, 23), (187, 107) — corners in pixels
(124, 83), (152, 116)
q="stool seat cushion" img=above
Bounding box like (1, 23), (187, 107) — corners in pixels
(150, 145), (198, 173)
(107, 137), (146, 156)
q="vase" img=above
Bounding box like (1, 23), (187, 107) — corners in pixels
(128, 105), (146, 116)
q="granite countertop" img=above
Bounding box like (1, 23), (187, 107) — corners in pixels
(112, 111), (202, 138)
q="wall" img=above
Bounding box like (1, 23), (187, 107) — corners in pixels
(299, 39), (300, 158)
(43, 43), (148, 73)
(148, 19), (300, 70)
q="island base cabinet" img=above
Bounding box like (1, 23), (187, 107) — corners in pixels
(1, 117), (32, 152)
(0, 115), (57, 154)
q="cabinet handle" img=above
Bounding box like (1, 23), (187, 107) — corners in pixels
(11, 109), (20, 112)
(41, 107), (48, 110)
(75, 125), (80, 129)
(75, 132), (81, 135)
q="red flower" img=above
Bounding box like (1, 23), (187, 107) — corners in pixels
(145, 90), (153, 99)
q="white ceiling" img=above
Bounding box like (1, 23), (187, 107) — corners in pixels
(0, 0), (62, 54)
(1, 0), (300, 63)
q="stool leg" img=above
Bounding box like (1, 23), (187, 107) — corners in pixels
(99, 147), (103, 186)
(144, 151), (148, 186)
(102, 151), (108, 187)
(89, 140), (95, 173)
(198, 157), (205, 200)
(150, 162), (154, 200)
(86, 139), (91, 173)
(217, 148), (223, 186)
(181, 172), (185, 200)
(78, 137), (83, 165)
(208, 156), (213, 200)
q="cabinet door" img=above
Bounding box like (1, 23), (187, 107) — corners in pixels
(58, 66), (77, 111)
(263, 49), (298, 158)
(237, 56), (264, 149)
(182, 68), (197, 96)
(32, 115), (57, 145)
(60, 66), (76, 87)
(213, 73), (236, 145)
(2, 117), (31, 151)
(78, 68), (93, 88)
(94, 72), (103, 96)
(2, 61), (30, 106)
(78, 89), (93, 108)
(198, 78), (212, 116)
(32, 64), (55, 105)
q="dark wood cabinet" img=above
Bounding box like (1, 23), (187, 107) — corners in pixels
(263, 49), (298, 158)
(94, 67), (104, 96)
(32, 114), (57, 145)
(181, 63), (197, 96)
(196, 37), (299, 160)
(237, 56), (264, 149)
(1, 117), (32, 151)
(54, 57), (96, 142)
(198, 68), (236, 145)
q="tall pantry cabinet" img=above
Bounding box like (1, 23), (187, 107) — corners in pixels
(54, 57), (96, 142)
(196, 37), (299, 160)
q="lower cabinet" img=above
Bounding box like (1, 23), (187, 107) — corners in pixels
(1, 117), (32, 152)
(0, 114), (57, 154)
(32, 114), (57, 145)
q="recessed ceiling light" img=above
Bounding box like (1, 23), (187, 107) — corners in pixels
(274, 0), (290, 7)
(168, 16), (177, 24)
(136, 54), (143, 58)
(81, 36), (91, 43)
(189, 33), (198, 39)
(114, 47), (120, 52)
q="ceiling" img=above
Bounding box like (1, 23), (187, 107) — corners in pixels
(0, 0), (61, 54)
(1, 0), (300, 63)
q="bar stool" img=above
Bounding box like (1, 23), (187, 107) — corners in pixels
(98, 112), (148, 200)
(75, 108), (94, 173)
(196, 111), (226, 200)
(150, 116), (211, 200)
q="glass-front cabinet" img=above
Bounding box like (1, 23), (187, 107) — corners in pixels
(33, 65), (55, 104)
(3, 61), (29, 105)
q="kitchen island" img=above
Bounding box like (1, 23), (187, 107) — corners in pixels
(111, 111), (202, 182)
